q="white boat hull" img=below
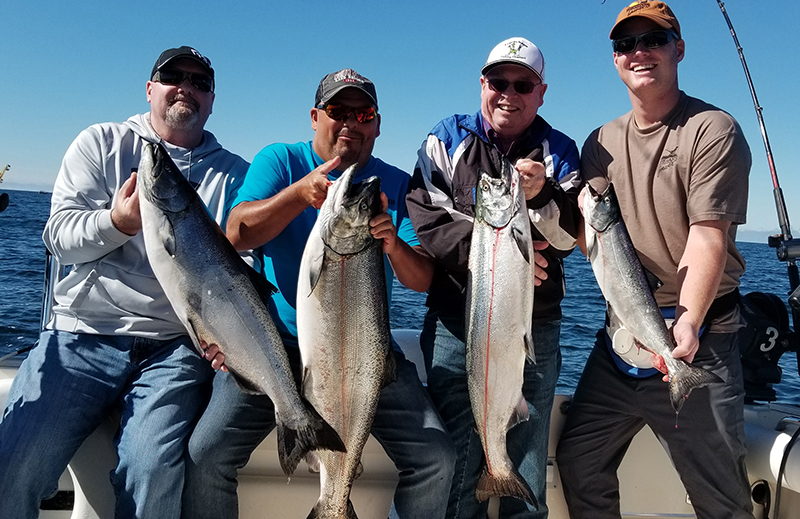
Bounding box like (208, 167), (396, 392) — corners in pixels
(2, 330), (799, 519)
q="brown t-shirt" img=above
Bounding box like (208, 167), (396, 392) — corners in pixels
(582, 92), (751, 311)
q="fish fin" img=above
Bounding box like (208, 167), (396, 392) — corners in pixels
(183, 317), (206, 357)
(511, 223), (531, 264)
(307, 499), (358, 519)
(158, 217), (177, 257)
(475, 465), (537, 508)
(224, 366), (263, 395)
(246, 264), (278, 306)
(507, 394), (530, 430)
(668, 362), (723, 414)
(304, 451), (320, 473)
(524, 332), (536, 363)
(382, 348), (397, 388)
(631, 337), (655, 355)
(644, 268), (663, 293)
(606, 302), (618, 327)
(275, 403), (346, 476)
(306, 239), (326, 295)
(354, 461), (364, 480)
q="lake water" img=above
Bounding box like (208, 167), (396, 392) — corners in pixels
(1, 188), (799, 403)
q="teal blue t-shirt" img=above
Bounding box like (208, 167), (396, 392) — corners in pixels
(232, 141), (418, 338)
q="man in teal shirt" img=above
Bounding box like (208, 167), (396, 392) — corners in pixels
(183, 69), (455, 519)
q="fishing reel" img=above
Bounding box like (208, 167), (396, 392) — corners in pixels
(739, 290), (800, 403)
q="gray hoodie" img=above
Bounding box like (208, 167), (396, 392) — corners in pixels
(43, 113), (250, 338)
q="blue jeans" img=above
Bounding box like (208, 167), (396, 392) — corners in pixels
(0, 330), (213, 519)
(421, 312), (561, 519)
(183, 336), (455, 519)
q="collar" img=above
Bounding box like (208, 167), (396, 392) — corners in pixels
(475, 112), (551, 159)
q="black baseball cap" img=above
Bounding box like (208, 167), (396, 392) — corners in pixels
(151, 46), (214, 81)
(315, 69), (378, 109)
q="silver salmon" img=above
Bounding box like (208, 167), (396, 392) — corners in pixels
(583, 182), (722, 414)
(137, 142), (344, 476)
(466, 161), (537, 507)
(297, 164), (396, 519)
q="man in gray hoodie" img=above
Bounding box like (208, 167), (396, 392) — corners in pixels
(0, 46), (250, 519)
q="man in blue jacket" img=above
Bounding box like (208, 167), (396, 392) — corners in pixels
(406, 37), (582, 519)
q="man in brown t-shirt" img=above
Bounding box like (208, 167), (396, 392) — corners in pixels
(556, 2), (754, 518)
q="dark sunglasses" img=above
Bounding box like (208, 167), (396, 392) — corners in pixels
(318, 103), (377, 124)
(486, 78), (540, 95)
(153, 69), (214, 93)
(612, 30), (678, 54)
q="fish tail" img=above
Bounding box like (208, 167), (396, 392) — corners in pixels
(475, 466), (537, 508)
(306, 499), (358, 519)
(668, 362), (723, 414)
(276, 406), (346, 476)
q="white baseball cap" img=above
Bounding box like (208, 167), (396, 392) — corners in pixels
(481, 37), (545, 83)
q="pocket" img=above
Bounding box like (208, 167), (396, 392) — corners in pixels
(452, 185), (476, 216)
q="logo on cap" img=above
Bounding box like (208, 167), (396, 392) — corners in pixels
(332, 69), (368, 85)
(188, 47), (212, 68)
(506, 40), (528, 56)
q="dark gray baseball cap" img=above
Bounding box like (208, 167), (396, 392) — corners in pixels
(314, 68), (378, 109)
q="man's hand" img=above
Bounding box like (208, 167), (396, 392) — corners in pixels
(515, 158), (546, 201)
(200, 339), (227, 372)
(533, 240), (549, 286)
(577, 185), (588, 215)
(298, 156), (341, 209)
(671, 320), (701, 363)
(111, 173), (142, 236)
(652, 321), (701, 382)
(370, 193), (399, 254)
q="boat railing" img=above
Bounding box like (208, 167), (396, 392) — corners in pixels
(40, 249), (69, 333)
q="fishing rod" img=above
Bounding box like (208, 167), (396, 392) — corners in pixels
(716, 2), (800, 290)
(717, 3), (800, 515)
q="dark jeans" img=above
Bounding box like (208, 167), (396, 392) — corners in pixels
(182, 336), (455, 519)
(556, 329), (753, 519)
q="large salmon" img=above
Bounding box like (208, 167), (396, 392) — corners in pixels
(466, 160), (537, 507)
(583, 182), (722, 413)
(137, 142), (344, 476)
(297, 163), (395, 519)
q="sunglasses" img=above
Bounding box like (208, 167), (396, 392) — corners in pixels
(486, 77), (540, 95)
(318, 103), (377, 124)
(153, 69), (214, 93)
(612, 30), (678, 54)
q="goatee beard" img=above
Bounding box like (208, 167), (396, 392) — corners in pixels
(165, 104), (200, 131)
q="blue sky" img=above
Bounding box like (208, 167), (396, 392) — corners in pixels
(1, 0), (797, 234)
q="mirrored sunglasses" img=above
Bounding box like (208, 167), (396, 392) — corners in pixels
(612, 30), (678, 54)
(318, 103), (377, 124)
(153, 69), (214, 93)
(486, 78), (539, 95)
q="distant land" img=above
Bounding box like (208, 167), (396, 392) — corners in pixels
(0, 185), (791, 245)
(737, 229), (781, 245)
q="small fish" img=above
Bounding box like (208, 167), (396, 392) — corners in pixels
(466, 159), (537, 507)
(583, 182), (722, 414)
(137, 142), (344, 476)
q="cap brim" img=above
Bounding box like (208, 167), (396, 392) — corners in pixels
(481, 60), (543, 82)
(610, 15), (674, 39)
(319, 85), (378, 107)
